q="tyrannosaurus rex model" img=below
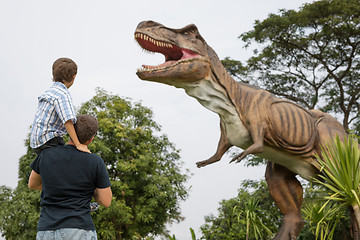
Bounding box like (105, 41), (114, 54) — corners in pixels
(134, 20), (347, 240)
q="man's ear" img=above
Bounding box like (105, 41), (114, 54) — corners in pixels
(86, 137), (94, 145)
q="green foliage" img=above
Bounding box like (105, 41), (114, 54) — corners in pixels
(0, 88), (190, 240)
(200, 180), (351, 240)
(302, 201), (345, 240)
(0, 184), (41, 239)
(314, 135), (360, 209)
(18, 138), (38, 185)
(200, 180), (280, 240)
(223, 0), (360, 133)
(237, 197), (273, 240)
(0, 137), (40, 239)
(190, 227), (197, 240)
(311, 134), (360, 238)
(221, 57), (248, 83)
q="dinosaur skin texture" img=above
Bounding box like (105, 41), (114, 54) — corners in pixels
(135, 20), (347, 240)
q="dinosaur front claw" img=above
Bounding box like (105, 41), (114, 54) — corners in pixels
(229, 151), (247, 164)
(196, 160), (209, 168)
(196, 156), (222, 168)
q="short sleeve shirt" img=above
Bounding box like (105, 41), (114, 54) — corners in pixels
(30, 145), (111, 231)
(30, 82), (76, 148)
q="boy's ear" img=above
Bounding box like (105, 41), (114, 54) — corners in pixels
(72, 74), (77, 80)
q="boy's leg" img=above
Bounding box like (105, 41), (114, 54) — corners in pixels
(34, 137), (65, 155)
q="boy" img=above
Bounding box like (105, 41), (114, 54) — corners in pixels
(30, 57), (89, 154)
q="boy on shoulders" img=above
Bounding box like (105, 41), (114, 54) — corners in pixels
(30, 57), (89, 154)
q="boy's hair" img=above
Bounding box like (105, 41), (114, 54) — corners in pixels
(52, 57), (77, 83)
(74, 115), (98, 144)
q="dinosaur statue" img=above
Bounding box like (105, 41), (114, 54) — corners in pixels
(134, 20), (347, 240)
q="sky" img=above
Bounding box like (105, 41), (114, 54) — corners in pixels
(0, 0), (313, 239)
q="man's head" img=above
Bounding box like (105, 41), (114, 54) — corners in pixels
(74, 115), (98, 145)
(52, 57), (77, 84)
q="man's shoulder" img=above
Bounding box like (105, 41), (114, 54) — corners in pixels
(88, 152), (105, 163)
(42, 146), (105, 168)
(63, 145), (104, 161)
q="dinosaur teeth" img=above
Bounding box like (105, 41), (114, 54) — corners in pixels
(135, 32), (173, 49)
(137, 58), (200, 73)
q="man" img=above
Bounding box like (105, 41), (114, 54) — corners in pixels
(29, 114), (112, 240)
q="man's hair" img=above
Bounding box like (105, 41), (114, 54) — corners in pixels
(52, 57), (77, 83)
(74, 115), (98, 144)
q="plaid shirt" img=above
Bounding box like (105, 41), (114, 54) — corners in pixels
(30, 82), (76, 148)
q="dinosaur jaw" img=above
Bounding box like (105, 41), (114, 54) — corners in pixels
(135, 32), (210, 85)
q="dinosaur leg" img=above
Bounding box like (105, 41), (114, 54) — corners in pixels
(350, 207), (360, 240)
(265, 162), (304, 240)
(196, 120), (232, 168)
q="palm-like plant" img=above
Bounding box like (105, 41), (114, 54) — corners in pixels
(302, 201), (344, 240)
(235, 197), (273, 240)
(313, 135), (360, 233)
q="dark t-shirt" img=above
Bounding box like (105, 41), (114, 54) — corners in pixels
(30, 145), (111, 231)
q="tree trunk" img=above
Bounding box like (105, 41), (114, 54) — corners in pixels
(350, 206), (360, 240)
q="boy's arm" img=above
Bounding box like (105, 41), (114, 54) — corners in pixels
(64, 120), (90, 153)
(94, 187), (112, 208)
(28, 170), (42, 191)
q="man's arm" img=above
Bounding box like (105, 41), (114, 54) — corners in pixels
(64, 120), (90, 153)
(94, 187), (112, 208)
(28, 170), (42, 191)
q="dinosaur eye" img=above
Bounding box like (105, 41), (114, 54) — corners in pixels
(183, 29), (195, 36)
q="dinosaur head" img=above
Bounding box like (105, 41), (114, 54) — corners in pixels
(135, 21), (211, 87)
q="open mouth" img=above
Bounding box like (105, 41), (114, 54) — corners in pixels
(135, 32), (201, 71)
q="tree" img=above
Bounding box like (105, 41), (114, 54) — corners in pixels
(79, 89), (190, 239)
(0, 138), (40, 239)
(222, 0), (360, 133)
(0, 89), (190, 240)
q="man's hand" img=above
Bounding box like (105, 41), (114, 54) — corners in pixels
(65, 120), (91, 153)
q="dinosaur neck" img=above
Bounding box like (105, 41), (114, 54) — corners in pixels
(182, 44), (254, 119)
(206, 45), (252, 112)
(183, 73), (238, 118)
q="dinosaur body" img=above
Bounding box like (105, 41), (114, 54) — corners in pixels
(135, 21), (347, 239)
